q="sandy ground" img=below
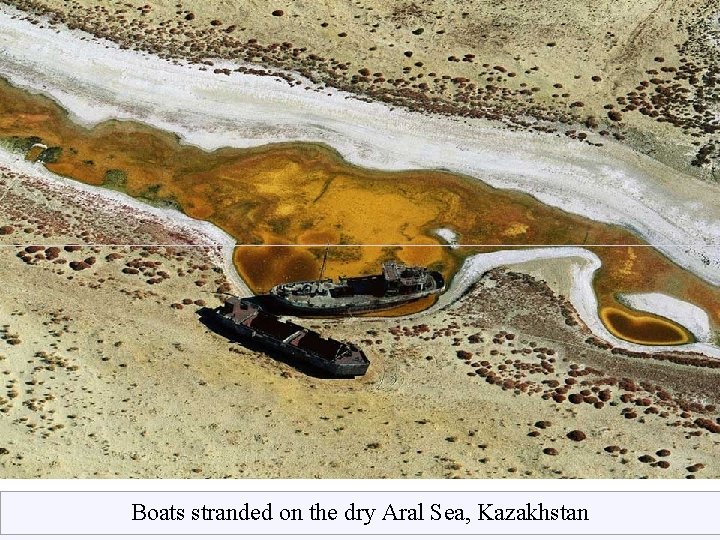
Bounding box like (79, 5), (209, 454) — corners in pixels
(0, 5), (718, 294)
(2, 161), (720, 479)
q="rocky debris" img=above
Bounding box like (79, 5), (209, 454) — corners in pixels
(68, 260), (90, 271)
(694, 417), (720, 433)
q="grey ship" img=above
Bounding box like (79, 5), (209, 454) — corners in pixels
(214, 297), (370, 377)
(269, 260), (445, 316)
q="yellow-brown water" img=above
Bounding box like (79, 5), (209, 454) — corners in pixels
(1, 77), (718, 346)
(600, 307), (690, 345)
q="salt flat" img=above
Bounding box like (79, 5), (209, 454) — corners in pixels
(618, 293), (712, 343)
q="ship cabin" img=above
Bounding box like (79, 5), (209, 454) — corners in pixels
(382, 261), (431, 295)
(219, 296), (256, 321)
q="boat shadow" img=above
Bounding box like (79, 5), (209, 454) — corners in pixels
(196, 305), (350, 379)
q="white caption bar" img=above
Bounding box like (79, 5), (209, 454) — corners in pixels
(1, 491), (716, 535)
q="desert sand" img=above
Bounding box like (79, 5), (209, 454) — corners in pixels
(1, 0), (719, 479)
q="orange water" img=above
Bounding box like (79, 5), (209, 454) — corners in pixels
(1, 77), (717, 344)
(600, 307), (690, 345)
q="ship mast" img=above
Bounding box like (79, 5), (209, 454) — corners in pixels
(318, 244), (330, 280)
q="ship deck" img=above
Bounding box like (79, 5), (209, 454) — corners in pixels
(217, 298), (370, 375)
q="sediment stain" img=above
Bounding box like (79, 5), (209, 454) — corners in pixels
(0, 77), (716, 343)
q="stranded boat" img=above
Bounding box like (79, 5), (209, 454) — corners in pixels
(214, 297), (370, 377)
(269, 260), (445, 316)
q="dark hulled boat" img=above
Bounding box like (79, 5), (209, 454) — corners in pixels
(269, 261), (445, 316)
(214, 297), (369, 377)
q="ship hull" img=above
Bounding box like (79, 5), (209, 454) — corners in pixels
(271, 291), (440, 316)
(214, 308), (369, 377)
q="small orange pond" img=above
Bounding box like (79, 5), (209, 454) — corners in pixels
(601, 307), (691, 346)
(1, 77), (718, 346)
